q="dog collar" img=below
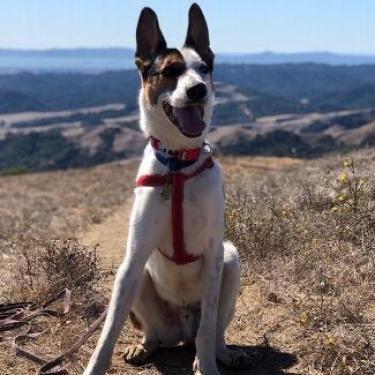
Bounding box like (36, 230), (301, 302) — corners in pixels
(150, 136), (202, 171)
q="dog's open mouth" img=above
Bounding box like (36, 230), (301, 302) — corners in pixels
(162, 101), (205, 138)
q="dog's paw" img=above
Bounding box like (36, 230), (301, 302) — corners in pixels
(217, 346), (256, 369)
(193, 356), (220, 375)
(123, 344), (152, 365)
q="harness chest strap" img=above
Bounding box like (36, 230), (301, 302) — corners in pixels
(135, 156), (214, 265)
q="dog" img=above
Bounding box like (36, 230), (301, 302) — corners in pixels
(84, 4), (249, 375)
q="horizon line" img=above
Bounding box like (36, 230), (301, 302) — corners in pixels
(0, 46), (375, 57)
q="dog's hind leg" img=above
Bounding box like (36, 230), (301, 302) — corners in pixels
(124, 268), (183, 365)
(215, 241), (252, 369)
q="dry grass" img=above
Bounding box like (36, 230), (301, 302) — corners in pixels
(226, 149), (375, 375)
(10, 240), (103, 308)
(0, 240), (107, 375)
(0, 159), (137, 375)
(0, 158), (138, 241)
(0, 150), (374, 374)
(0, 158), (137, 287)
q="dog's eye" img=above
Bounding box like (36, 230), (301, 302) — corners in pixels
(161, 64), (185, 78)
(149, 67), (159, 77)
(198, 64), (210, 75)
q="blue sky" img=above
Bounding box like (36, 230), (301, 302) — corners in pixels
(0, 0), (374, 54)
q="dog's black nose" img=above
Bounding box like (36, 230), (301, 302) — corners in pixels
(186, 83), (207, 101)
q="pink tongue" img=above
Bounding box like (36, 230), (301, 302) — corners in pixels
(175, 106), (205, 137)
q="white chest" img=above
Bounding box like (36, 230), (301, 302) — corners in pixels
(136, 153), (225, 307)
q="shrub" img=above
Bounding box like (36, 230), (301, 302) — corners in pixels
(11, 239), (104, 314)
(0, 166), (29, 176)
(225, 153), (374, 375)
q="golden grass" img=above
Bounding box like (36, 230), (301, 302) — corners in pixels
(226, 149), (375, 375)
(0, 150), (374, 375)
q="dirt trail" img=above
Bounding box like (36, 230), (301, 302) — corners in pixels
(79, 200), (131, 276)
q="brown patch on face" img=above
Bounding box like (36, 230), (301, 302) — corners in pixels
(141, 49), (186, 106)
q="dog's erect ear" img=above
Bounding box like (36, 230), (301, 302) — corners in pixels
(184, 3), (214, 69)
(135, 7), (167, 73)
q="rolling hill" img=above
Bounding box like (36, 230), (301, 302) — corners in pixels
(1, 103), (374, 173)
(1, 64), (375, 117)
(0, 63), (375, 172)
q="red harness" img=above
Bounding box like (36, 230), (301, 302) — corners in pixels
(136, 153), (214, 265)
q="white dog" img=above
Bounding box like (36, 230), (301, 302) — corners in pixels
(84, 4), (249, 375)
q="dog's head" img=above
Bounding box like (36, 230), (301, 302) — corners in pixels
(135, 3), (214, 148)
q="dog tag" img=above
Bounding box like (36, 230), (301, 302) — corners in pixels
(160, 183), (172, 200)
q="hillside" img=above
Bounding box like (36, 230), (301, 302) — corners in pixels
(0, 64), (375, 172)
(0, 149), (373, 375)
(211, 108), (375, 157)
(0, 104), (374, 172)
(0, 71), (140, 114)
(1, 64), (375, 116)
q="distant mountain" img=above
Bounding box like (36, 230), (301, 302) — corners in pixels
(0, 63), (375, 172)
(217, 51), (375, 66)
(0, 90), (45, 113)
(1, 64), (375, 117)
(0, 48), (375, 72)
(0, 47), (134, 58)
(213, 64), (375, 117)
(0, 71), (140, 113)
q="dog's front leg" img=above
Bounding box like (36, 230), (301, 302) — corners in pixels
(194, 241), (224, 375)
(84, 192), (161, 375)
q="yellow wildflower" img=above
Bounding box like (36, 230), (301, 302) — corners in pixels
(338, 172), (349, 184)
(337, 194), (347, 202)
(359, 178), (366, 187)
(326, 335), (335, 347)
